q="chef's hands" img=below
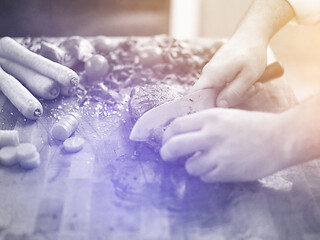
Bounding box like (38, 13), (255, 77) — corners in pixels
(191, 36), (268, 108)
(160, 108), (292, 183)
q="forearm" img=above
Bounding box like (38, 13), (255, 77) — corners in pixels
(232, 0), (295, 45)
(281, 95), (320, 167)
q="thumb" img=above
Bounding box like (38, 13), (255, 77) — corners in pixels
(190, 73), (214, 93)
(216, 70), (257, 108)
(190, 62), (240, 93)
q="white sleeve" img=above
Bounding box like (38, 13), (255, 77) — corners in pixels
(287, 0), (320, 24)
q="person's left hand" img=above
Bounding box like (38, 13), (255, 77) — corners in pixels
(160, 108), (292, 183)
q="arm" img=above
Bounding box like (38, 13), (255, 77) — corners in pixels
(287, 0), (320, 24)
(191, 0), (295, 108)
(234, 0), (294, 44)
(280, 95), (320, 167)
(160, 95), (320, 182)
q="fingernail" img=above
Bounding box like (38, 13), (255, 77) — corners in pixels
(200, 176), (210, 183)
(159, 147), (169, 161)
(185, 163), (193, 175)
(218, 99), (228, 108)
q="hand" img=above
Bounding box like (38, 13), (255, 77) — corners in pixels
(191, 36), (268, 108)
(160, 108), (293, 183)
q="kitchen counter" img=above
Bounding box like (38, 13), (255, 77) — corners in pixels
(0, 37), (319, 240)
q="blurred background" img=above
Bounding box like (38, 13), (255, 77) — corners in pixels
(0, 0), (170, 36)
(1, 0), (320, 100)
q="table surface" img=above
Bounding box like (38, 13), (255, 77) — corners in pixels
(0, 38), (320, 240)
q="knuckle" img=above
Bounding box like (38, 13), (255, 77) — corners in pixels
(200, 174), (212, 183)
(205, 110), (221, 124)
(224, 88), (245, 105)
(170, 118), (184, 132)
(253, 82), (264, 91)
(165, 138), (181, 156)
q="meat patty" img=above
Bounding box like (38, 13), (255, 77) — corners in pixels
(128, 84), (185, 150)
(129, 84), (184, 123)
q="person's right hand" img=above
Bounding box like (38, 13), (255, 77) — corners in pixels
(160, 107), (293, 182)
(191, 36), (268, 108)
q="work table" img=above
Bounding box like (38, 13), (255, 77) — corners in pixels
(0, 37), (319, 240)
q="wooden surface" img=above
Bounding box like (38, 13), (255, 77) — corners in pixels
(0, 40), (320, 240)
(1, 92), (320, 240)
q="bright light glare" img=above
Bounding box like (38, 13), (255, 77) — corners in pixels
(169, 0), (200, 38)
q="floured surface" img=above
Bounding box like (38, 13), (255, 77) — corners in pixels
(0, 37), (318, 240)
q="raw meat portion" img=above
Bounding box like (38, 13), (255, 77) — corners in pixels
(128, 84), (184, 150)
(129, 84), (184, 123)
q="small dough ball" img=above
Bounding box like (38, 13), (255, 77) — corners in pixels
(16, 143), (37, 161)
(63, 137), (85, 153)
(0, 146), (18, 166)
(19, 151), (40, 170)
(0, 130), (19, 148)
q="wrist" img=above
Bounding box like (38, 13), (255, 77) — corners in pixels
(278, 96), (320, 167)
(275, 111), (301, 169)
(231, 28), (269, 50)
(230, 0), (294, 49)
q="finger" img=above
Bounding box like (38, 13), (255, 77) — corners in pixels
(160, 131), (208, 161)
(200, 169), (220, 183)
(207, 41), (225, 59)
(190, 60), (241, 93)
(216, 69), (258, 108)
(238, 82), (265, 103)
(210, 40), (224, 55)
(162, 113), (207, 144)
(200, 166), (240, 183)
(200, 166), (236, 183)
(185, 151), (217, 176)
